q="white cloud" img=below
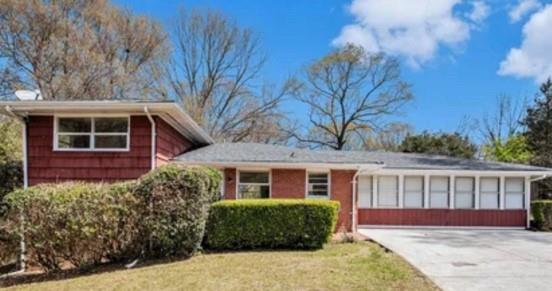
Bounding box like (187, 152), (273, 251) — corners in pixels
(332, 0), (485, 67)
(467, 1), (490, 23)
(509, 0), (542, 23)
(499, 4), (552, 82)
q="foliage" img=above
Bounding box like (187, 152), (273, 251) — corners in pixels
(482, 134), (532, 164)
(522, 79), (552, 198)
(168, 8), (298, 143)
(0, 117), (21, 161)
(399, 131), (478, 159)
(290, 44), (413, 150)
(0, 0), (168, 100)
(133, 165), (222, 258)
(5, 182), (140, 271)
(204, 199), (339, 250)
(531, 200), (552, 231)
(3, 165), (222, 272)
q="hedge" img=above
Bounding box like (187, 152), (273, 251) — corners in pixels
(532, 200), (552, 231)
(204, 199), (339, 250)
(3, 165), (221, 272)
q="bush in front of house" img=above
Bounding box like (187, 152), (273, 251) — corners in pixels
(5, 182), (141, 271)
(4, 165), (222, 272)
(531, 200), (552, 231)
(204, 199), (340, 250)
(133, 165), (222, 258)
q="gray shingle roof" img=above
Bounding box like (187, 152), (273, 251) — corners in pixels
(174, 143), (552, 172)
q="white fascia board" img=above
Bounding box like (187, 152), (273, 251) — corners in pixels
(0, 101), (214, 145)
(175, 161), (384, 171)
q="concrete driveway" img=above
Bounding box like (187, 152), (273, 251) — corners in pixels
(358, 228), (552, 291)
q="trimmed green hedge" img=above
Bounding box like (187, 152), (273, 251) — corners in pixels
(4, 165), (222, 272)
(204, 199), (339, 250)
(532, 200), (552, 231)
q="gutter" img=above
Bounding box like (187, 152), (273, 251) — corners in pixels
(530, 175), (548, 182)
(3, 106), (27, 274)
(144, 106), (156, 170)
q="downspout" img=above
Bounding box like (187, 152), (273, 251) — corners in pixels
(144, 107), (156, 170)
(4, 105), (27, 274)
(351, 165), (383, 233)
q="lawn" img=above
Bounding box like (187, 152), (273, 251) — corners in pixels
(3, 241), (437, 291)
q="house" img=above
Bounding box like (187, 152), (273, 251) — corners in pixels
(1, 100), (551, 231)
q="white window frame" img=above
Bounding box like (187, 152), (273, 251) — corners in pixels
(479, 177), (500, 209)
(403, 176), (424, 208)
(455, 177), (475, 209)
(305, 171), (331, 199)
(505, 177), (525, 209)
(377, 175), (399, 208)
(236, 169), (271, 199)
(53, 115), (130, 152)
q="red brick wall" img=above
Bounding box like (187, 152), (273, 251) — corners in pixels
(271, 169), (306, 198)
(224, 168), (237, 199)
(155, 117), (193, 166)
(27, 115), (152, 185)
(331, 170), (355, 231)
(358, 209), (526, 227)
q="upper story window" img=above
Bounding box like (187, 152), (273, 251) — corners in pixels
(55, 117), (129, 151)
(307, 172), (329, 198)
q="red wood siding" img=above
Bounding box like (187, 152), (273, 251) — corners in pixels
(155, 117), (193, 166)
(358, 209), (526, 227)
(271, 169), (306, 199)
(28, 115), (152, 185)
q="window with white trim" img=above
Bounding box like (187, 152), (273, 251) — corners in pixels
(307, 172), (329, 198)
(404, 176), (423, 208)
(55, 117), (129, 151)
(430, 176), (449, 208)
(238, 171), (270, 199)
(480, 177), (499, 209)
(378, 176), (398, 207)
(358, 176), (372, 208)
(455, 177), (475, 209)
(505, 178), (524, 209)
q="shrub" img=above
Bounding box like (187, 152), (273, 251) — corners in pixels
(0, 159), (23, 217)
(133, 165), (222, 259)
(5, 182), (140, 271)
(204, 199), (339, 250)
(532, 200), (552, 231)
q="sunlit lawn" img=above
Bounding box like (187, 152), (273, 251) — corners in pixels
(4, 241), (437, 291)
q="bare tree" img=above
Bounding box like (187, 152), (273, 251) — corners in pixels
(291, 45), (413, 150)
(168, 9), (297, 142)
(0, 0), (168, 100)
(480, 94), (528, 144)
(357, 122), (413, 151)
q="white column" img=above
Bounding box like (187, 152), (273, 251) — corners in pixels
(525, 176), (531, 228)
(423, 175), (430, 208)
(398, 175), (404, 208)
(372, 175), (378, 208)
(474, 176), (480, 209)
(449, 175), (455, 209)
(499, 176), (506, 210)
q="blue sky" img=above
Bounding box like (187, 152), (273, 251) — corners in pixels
(116, 0), (550, 137)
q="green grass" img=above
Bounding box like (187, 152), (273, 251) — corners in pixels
(5, 242), (437, 291)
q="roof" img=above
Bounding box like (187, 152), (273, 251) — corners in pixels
(0, 100), (214, 146)
(174, 142), (552, 173)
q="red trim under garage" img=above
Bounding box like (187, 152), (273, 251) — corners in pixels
(358, 209), (526, 227)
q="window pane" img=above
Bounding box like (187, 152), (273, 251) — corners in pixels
(358, 176), (372, 208)
(308, 173), (329, 197)
(506, 178), (524, 192)
(505, 178), (524, 209)
(480, 178), (499, 209)
(95, 118), (128, 133)
(239, 185), (270, 199)
(95, 135), (127, 149)
(58, 135), (90, 149)
(58, 118), (91, 133)
(239, 172), (269, 183)
(455, 178), (474, 209)
(430, 177), (448, 208)
(378, 176), (398, 207)
(404, 176), (423, 208)
(309, 173), (328, 183)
